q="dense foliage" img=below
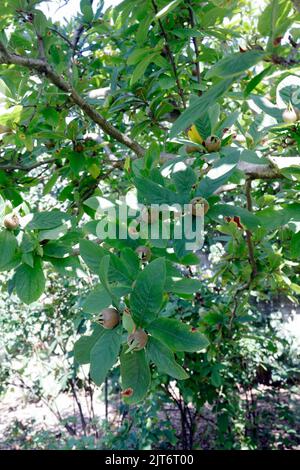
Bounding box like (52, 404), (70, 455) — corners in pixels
(0, 0), (300, 449)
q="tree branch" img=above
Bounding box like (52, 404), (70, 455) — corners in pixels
(245, 179), (257, 278)
(151, 0), (186, 108)
(0, 157), (57, 171)
(187, 0), (201, 88)
(49, 27), (73, 48)
(237, 160), (282, 179)
(0, 42), (145, 157)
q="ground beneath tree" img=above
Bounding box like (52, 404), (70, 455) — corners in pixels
(1, 384), (300, 450)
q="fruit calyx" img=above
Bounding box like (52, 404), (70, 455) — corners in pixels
(204, 135), (221, 152)
(3, 214), (20, 230)
(135, 245), (151, 262)
(190, 197), (210, 216)
(127, 328), (148, 352)
(97, 307), (120, 329)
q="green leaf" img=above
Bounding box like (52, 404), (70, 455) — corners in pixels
(165, 277), (202, 295)
(173, 167), (197, 195)
(244, 65), (274, 97)
(79, 239), (106, 274)
(130, 258), (166, 326)
(74, 324), (105, 364)
(147, 337), (188, 380)
(0, 105), (23, 128)
(206, 50), (264, 79)
(155, 0), (183, 19)
(134, 177), (181, 205)
(196, 150), (240, 197)
(82, 284), (112, 314)
(38, 224), (68, 241)
(22, 252), (34, 268)
(98, 255), (120, 306)
(68, 150), (86, 176)
(120, 248), (140, 279)
(27, 211), (70, 230)
(211, 365), (222, 387)
(80, 0), (94, 22)
(90, 328), (122, 386)
(291, 232), (300, 259)
(291, 283), (300, 294)
(43, 242), (70, 258)
(15, 257), (45, 304)
(47, 256), (81, 277)
(147, 318), (209, 352)
(136, 15), (153, 44)
(258, 0), (292, 44)
(130, 55), (156, 86)
(120, 347), (151, 404)
(0, 230), (18, 271)
(144, 142), (160, 170)
(170, 78), (234, 138)
(249, 94), (283, 121)
(256, 207), (288, 231)
(209, 204), (261, 231)
(43, 173), (59, 196)
(33, 10), (48, 36)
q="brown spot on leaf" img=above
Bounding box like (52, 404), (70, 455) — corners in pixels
(273, 36), (283, 47)
(121, 388), (133, 397)
(225, 216), (244, 230)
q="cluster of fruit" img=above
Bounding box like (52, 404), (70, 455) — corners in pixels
(96, 307), (148, 352)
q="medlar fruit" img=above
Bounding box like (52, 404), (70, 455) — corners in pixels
(185, 145), (200, 154)
(127, 328), (148, 352)
(190, 197), (209, 216)
(204, 135), (221, 152)
(135, 246), (151, 262)
(282, 107), (298, 123)
(3, 214), (20, 230)
(97, 307), (120, 329)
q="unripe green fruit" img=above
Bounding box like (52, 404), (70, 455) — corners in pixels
(3, 214), (20, 230)
(204, 135), (221, 152)
(190, 197), (209, 216)
(135, 246), (151, 262)
(282, 108), (298, 123)
(127, 328), (148, 351)
(97, 307), (120, 329)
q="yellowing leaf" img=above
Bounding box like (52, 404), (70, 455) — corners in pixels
(89, 163), (100, 179)
(187, 124), (203, 144)
(0, 105), (23, 127)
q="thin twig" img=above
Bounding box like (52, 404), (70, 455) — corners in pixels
(49, 27), (73, 48)
(0, 157), (57, 171)
(245, 179), (257, 279)
(151, 0), (186, 108)
(187, 1), (201, 88)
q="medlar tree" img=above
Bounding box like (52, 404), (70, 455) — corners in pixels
(0, 0), (300, 405)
